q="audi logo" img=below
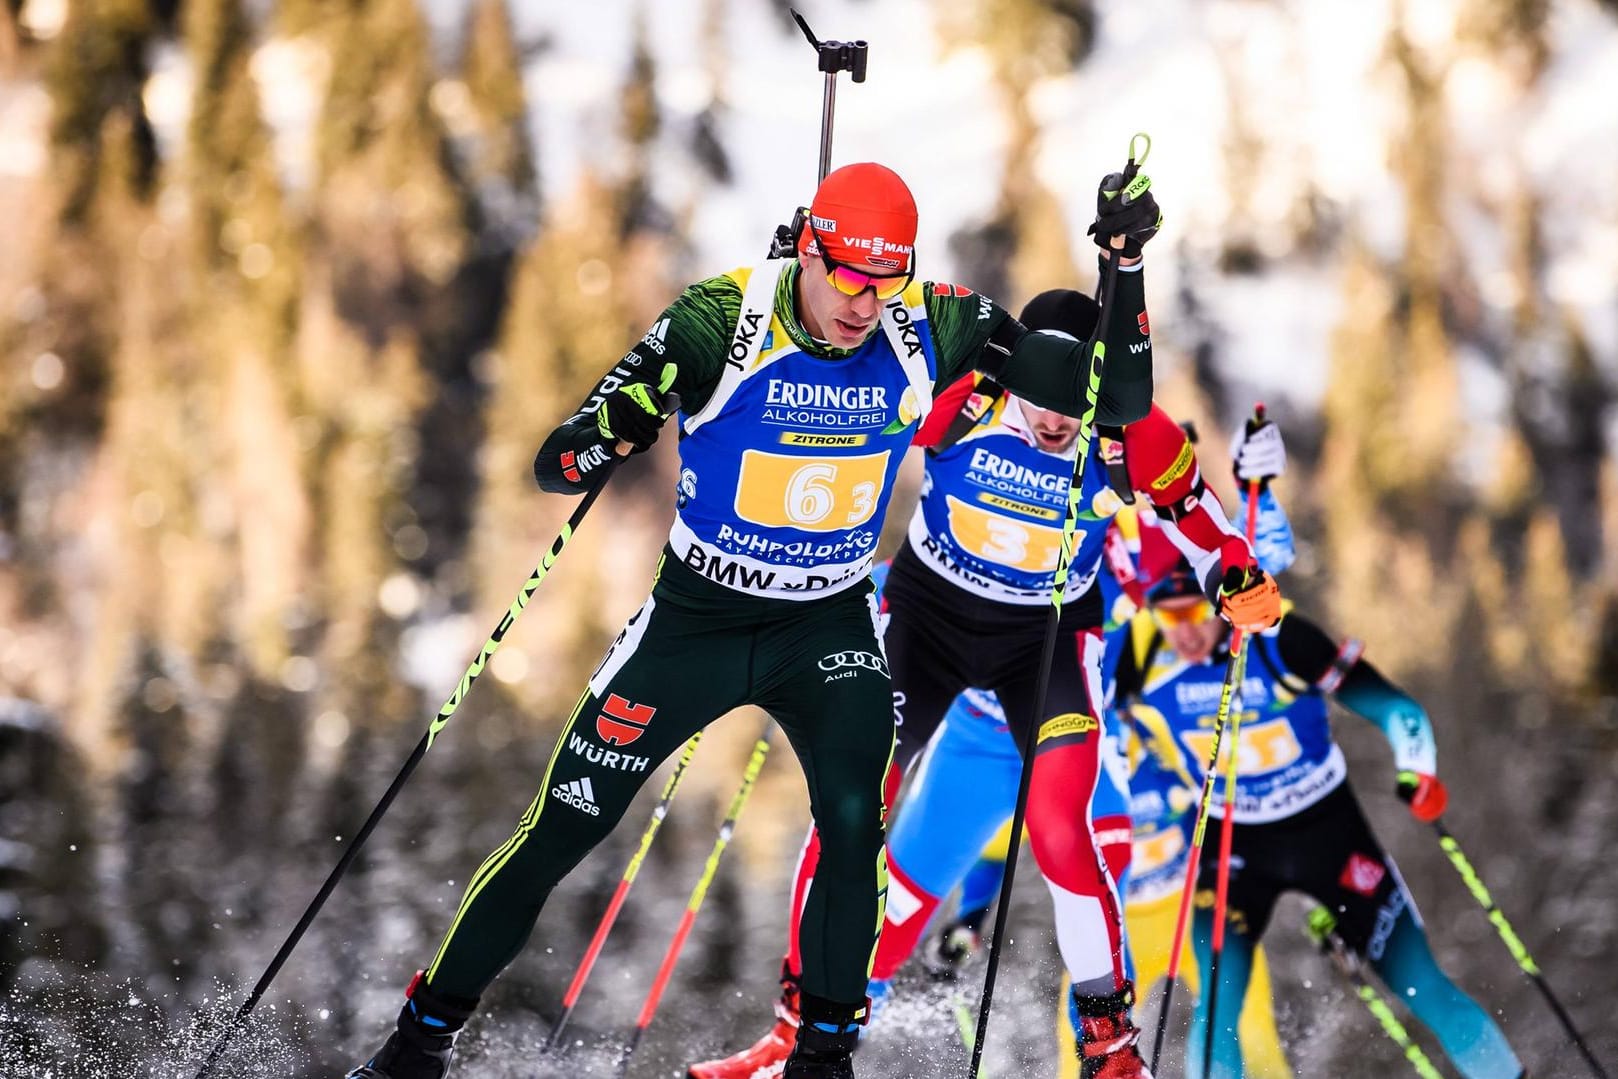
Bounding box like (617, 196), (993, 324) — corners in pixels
(818, 651), (889, 676)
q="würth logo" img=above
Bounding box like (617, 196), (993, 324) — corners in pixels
(596, 694), (656, 746)
(552, 776), (600, 815)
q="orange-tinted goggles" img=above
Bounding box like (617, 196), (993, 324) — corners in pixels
(813, 227), (913, 300)
(1151, 598), (1215, 629)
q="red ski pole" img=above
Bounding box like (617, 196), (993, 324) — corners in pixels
(614, 727), (771, 1077)
(545, 733), (703, 1051)
(1149, 403), (1264, 1074)
(1201, 407), (1265, 1077)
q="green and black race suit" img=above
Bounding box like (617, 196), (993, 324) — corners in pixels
(421, 256), (1154, 1011)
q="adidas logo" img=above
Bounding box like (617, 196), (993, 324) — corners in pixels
(641, 317), (670, 355)
(552, 777), (601, 816)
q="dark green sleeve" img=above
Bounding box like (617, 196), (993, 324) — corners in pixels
(533, 275), (739, 493)
(922, 283), (1002, 389)
(925, 260), (1154, 424)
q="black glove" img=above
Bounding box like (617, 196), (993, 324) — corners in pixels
(1087, 171), (1161, 259)
(596, 362), (678, 452)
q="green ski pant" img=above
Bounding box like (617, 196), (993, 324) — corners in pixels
(424, 552), (896, 1005)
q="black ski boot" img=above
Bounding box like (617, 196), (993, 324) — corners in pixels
(782, 992), (866, 1079)
(346, 973), (478, 1079)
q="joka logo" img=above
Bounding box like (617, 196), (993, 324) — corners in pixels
(818, 651), (889, 677)
(596, 694), (656, 746)
(728, 309), (766, 370)
(552, 776), (601, 815)
(1339, 852), (1387, 898)
(883, 298), (923, 358)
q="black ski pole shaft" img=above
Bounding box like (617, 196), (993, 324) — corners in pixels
(194, 442), (644, 1078)
(1305, 907), (1445, 1079)
(545, 732), (703, 1051)
(1430, 819), (1609, 1079)
(967, 132), (1151, 1078)
(615, 726), (772, 1078)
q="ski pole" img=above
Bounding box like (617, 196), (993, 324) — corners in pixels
(1201, 410), (1264, 1078)
(1428, 819), (1609, 1079)
(969, 131), (1153, 1078)
(545, 733), (703, 1051)
(952, 992), (992, 1079)
(1305, 906), (1444, 1079)
(614, 726), (772, 1078)
(1148, 627), (1251, 1072)
(193, 434), (658, 1077)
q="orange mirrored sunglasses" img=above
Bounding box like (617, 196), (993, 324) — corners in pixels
(1151, 598), (1215, 630)
(812, 227), (913, 300)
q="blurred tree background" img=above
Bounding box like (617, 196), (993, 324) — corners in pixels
(0, 0), (1614, 1075)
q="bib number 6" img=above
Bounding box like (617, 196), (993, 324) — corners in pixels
(736, 450), (890, 532)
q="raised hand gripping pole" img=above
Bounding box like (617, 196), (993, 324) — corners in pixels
(966, 132), (1152, 1078)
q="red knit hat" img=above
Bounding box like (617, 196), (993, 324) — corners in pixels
(799, 162), (918, 272)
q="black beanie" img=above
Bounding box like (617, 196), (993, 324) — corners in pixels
(1017, 288), (1100, 341)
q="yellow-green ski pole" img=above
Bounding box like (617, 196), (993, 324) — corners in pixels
(1148, 627), (1250, 1073)
(969, 131), (1154, 1079)
(195, 418), (668, 1077)
(1306, 907), (1444, 1079)
(615, 726), (772, 1077)
(1429, 820), (1608, 1078)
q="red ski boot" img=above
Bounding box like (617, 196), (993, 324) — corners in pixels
(687, 978), (800, 1079)
(1073, 981), (1153, 1079)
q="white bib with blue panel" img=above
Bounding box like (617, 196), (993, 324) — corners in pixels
(905, 397), (1108, 605)
(1131, 635), (1343, 824)
(669, 260), (936, 600)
